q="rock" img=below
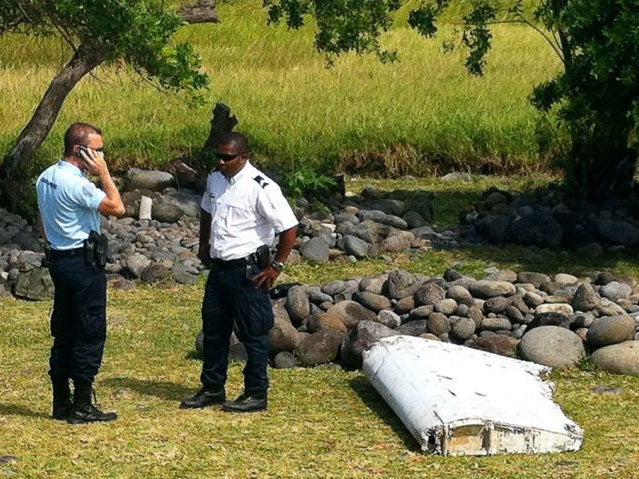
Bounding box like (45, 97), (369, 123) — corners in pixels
(535, 303), (574, 315)
(125, 253), (151, 279)
(409, 305), (434, 319)
(434, 298), (457, 315)
(13, 268), (53, 301)
(152, 203), (184, 223)
(480, 316), (512, 332)
(126, 168), (174, 191)
(600, 281), (632, 302)
(300, 237), (330, 263)
(597, 219), (639, 246)
(174, 271), (198, 285)
(324, 300), (377, 329)
(555, 273), (578, 285)
(528, 311), (572, 330)
(475, 215), (510, 243)
(471, 335), (519, 358)
(348, 320), (401, 365)
(450, 317), (476, 341)
(270, 310), (302, 353)
(517, 272), (551, 288)
(12, 231), (42, 252)
(295, 329), (345, 366)
(353, 291), (391, 312)
(397, 319), (430, 336)
(273, 351), (299, 369)
(571, 283), (600, 311)
(591, 341), (639, 376)
(342, 235), (372, 259)
(483, 297), (512, 314)
(414, 281), (445, 306)
(286, 285), (310, 325)
(306, 312), (348, 334)
(510, 214), (563, 248)
(402, 211), (427, 229)
(468, 280), (516, 299)
(441, 172), (472, 182)
(386, 269), (425, 300)
(321, 279), (358, 297)
(586, 315), (636, 348)
(485, 269), (518, 282)
(394, 296), (415, 314)
(376, 310), (401, 329)
(358, 275), (387, 295)
(519, 326), (585, 368)
(140, 263), (171, 283)
(427, 312), (450, 336)
(446, 285), (473, 304)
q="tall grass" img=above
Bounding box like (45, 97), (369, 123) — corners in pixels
(0, 0), (562, 176)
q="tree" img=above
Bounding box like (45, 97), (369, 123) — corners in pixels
(265, 0), (639, 200)
(0, 0), (209, 213)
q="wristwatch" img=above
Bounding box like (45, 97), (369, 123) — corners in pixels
(271, 260), (286, 272)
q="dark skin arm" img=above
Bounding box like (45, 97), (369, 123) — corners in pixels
(198, 208), (212, 267)
(252, 225), (298, 290)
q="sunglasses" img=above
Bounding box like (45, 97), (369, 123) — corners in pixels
(214, 152), (243, 162)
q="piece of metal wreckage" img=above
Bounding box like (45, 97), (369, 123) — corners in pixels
(362, 335), (583, 455)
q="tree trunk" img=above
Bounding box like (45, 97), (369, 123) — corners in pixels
(0, 47), (106, 212)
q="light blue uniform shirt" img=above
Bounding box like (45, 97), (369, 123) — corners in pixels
(36, 160), (106, 250)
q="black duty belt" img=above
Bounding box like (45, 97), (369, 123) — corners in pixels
(212, 255), (255, 270)
(49, 247), (85, 259)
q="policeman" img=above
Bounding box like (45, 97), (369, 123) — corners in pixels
(181, 132), (298, 413)
(36, 122), (125, 423)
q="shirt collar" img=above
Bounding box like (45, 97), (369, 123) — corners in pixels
(228, 160), (254, 185)
(57, 159), (84, 177)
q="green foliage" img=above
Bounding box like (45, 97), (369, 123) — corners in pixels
(0, 0), (208, 94)
(282, 164), (337, 198)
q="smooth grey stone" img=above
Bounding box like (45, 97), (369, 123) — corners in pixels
(519, 326), (585, 368)
(586, 315), (636, 348)
(591, 341), (639, 376)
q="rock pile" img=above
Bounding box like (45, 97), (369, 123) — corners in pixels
(2, 169), (462, 299)
(205, 268), (639, 377)
(461, 187), (639, 252)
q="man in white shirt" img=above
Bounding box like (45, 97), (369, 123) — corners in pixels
(181, 132), (298, 413)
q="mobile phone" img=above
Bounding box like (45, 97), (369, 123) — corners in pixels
(77, 145), (89, 157)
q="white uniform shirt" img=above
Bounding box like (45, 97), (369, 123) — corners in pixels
(201, 161), (298, 261)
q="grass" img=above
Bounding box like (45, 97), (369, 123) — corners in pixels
(0, 0), (562, 177)
(2, 283), (639, 478)
(2, 176), (639, 477)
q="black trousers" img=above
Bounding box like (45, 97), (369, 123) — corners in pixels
(200, 262), (274, 394)
(48, 255), (107, 384)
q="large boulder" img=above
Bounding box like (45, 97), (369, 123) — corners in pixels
(295, 329), (344, 366)
(519, 326), (585, 368)
(586, 315), (636, 348)
(591, 341), (639, 376)
(126, 168), (174, 191)
(324, 300), (377, 329)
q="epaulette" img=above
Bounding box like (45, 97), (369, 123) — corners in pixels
(253, 175), (270, 189)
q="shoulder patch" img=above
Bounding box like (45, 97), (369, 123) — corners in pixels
(253, 175), (269, 189)
(81, 184), (95, 197)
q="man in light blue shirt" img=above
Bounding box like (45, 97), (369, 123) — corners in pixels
(36, 122), (124, 424)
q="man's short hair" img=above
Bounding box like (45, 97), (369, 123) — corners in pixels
(63, 123), (102, 157)
(215, 132), (249, 154)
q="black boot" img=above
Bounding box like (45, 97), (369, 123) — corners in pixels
(51, 377), (73, 421)
(67, 380), (117, 424)
(180, 386), (226, 409)
(222, 392), (267, 413)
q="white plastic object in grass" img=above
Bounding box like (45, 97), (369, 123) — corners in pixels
(362, 335), (584, 455)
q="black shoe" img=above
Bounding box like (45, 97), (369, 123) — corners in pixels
(222, 393), (267, 413)
(52, 401), (73, 421)
(180, 387), (226, 409)
(68, 403), (118, 424)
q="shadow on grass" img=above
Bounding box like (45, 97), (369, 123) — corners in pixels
(102, 377), (193, 402)
(0, 403), (48, 419)
(349, 376), (419, 452)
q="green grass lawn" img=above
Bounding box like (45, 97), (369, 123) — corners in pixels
(1, 280), (639, 478)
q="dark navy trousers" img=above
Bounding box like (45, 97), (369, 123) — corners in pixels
(200, 263), (274, 395)
(48, 255), (107, 384)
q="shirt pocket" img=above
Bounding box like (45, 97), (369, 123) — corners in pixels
(219, 199), (253, 225)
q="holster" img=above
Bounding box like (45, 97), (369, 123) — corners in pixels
(83, 230), (108, 267)
(255, 244), (271, 269)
